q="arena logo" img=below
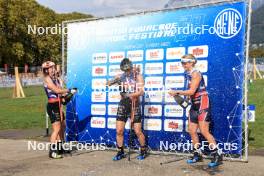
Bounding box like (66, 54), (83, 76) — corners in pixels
(164, 105), (184, 117)
(127, 50), (144, 62)
(146, 49), (164, 61)
(195, 60), (208, 73)
(145, 77), (163, 89)
(92, 66), (107, 76)
(165, 76), (185, 88)
(188, 45), (208, 58)
(92, 92), (106, 102)
(91, 104), (106, 115)
(164, 93), (175, 103)
(108, 105), (118, 115)
(214, 8), (242, 39)
(145, 91), (163, 102)
(166, 62), (184, 74)
(144, 63), (163, 74)
(107, 118), (116, 129)
(143, 119), (162, 131)
(166, 47), (185, 60)
(108, 92), (121, 102)
(91, 117), (106, 128)
(109, 65), (122, 76)
(144, 105), (162, 117)
(92, 79), (106, 90)
(92, 53), (107, 64)
(164, 119), (183, 132)
(109, 52), (125, 63)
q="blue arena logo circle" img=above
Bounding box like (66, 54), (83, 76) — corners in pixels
(214, 8), (242, 39)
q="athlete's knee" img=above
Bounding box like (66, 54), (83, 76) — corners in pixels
(188, 127), (197, 136)
(134, 128), (143, 137)
(116, 128), (124, 136)
(52, 123), (61, 133)
(200, 128), (211, 137)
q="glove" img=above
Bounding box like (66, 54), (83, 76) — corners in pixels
(69, 88), (77, 94)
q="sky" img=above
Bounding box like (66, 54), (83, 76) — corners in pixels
(36, 0), (264, 17)
(36, 0), (169, 17)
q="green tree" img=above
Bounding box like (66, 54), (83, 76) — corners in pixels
(0, 0), (92, 67)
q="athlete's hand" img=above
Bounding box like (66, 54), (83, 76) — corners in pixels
(128, 93), (137, 101)
(130, 117), (134, 124)
(69, 88), (77, 94)
(168, 90), (179, 97)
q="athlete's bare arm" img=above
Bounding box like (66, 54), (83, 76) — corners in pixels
(44, 76), (69, 94)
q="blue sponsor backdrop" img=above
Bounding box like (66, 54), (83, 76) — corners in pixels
(66, 1), (246, 155)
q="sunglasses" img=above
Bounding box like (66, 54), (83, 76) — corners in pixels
(181, 62), (190, 65)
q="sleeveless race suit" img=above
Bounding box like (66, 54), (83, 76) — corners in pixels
(44, 77), (64, 123)
(116, 72), (142, 123)
(185, 69), (211, 123)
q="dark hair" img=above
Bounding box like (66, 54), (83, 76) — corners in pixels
(120, 58), (132, 71)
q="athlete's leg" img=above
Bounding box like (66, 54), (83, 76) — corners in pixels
(116, 120), (126, 148)
(133, 122), (145, 147)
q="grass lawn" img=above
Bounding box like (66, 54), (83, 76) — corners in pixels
(0, 80), (263, 149)
(248, 79), (264, 149)
(0, 86), (47, 129)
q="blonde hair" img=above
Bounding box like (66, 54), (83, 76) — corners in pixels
(181, 54), (197, 65)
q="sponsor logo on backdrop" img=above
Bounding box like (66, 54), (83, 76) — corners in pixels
(91, 104), (106, 115)
(92, 92), (106, 102)
(108, 92), (121, 102)
(91, 117), (106, 128)
(109, 52), (125, 63)
(145, 91), (163, 102)
(165, 92), (175, 103)
(166, 62), (184, 74)
(195, 60), (208, 73)
(108, 104), (118, 116)
(214, 8), (242, 39)
(92, 79), (106, 90)
(92, 53), (107, 64)
(166, 47), (185, 60)
(188, 45), (208, 58)
(164, 105), (184, 117)
(165, 76), (184, 88)
(92, 66), (107, 77)
(144, 119), (162, 131)
(145, 63), (163, 75)
(107, 118), (116, 129)
(164, 119), (183, 132)
(109, 65), (122, 76)
(145, 77), (163, 89)
(144, 105), (162, 117)
(127, 50), (143, 62)
(146, 49), (164, 61)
